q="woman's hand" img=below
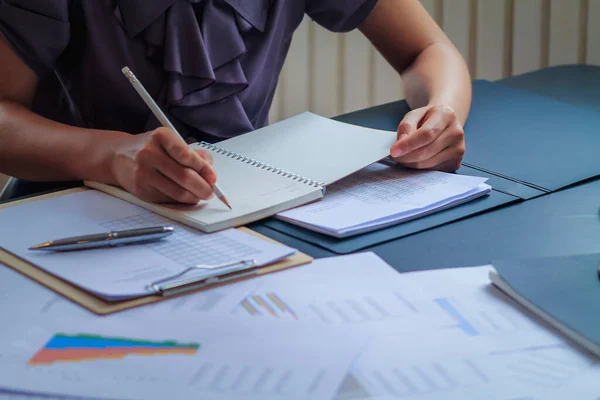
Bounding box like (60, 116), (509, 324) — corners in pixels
(111, 127), (217, 204)
(390, 105), (465, 172)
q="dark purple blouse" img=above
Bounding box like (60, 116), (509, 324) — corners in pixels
(0, 0), (378, 143)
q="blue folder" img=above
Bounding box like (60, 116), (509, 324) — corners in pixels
(490, 253), (600, 358)
(463, 80), (600, 191)
(501, 65), (600, 112)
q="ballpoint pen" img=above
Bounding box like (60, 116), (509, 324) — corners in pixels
(121, 66), (232, 210)
(29, 226), (175, 252)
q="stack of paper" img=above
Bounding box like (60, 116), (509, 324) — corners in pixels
(276, 162), (492, 237)
(2, 254), (600, 400)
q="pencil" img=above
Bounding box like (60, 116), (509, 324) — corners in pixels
(121, 66), (232, 210)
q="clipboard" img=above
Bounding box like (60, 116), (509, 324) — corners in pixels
(0, 188), (313, 315)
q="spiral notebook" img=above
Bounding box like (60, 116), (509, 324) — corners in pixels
(85, 112), (397, 232)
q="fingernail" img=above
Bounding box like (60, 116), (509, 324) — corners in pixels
(391, 135), (408, 157)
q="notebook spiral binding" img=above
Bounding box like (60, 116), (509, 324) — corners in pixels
(199, 142), (325, 189)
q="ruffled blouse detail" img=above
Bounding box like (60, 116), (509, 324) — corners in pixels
(113, 0), (269, 140)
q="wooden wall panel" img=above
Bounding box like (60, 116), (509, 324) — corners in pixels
(548, 0), (581, 66)
(476, 0), (509, 80)
(512, 0), (544, 74)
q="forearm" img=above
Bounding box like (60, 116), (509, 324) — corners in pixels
(401, 42), (472, 124)
(0, 99), (125, 182)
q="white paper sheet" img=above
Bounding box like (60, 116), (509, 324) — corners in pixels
(0, 264), (92, 331)
(0, 267), (90, 399)
(277, 163), (490, 237)
(387, 265), (548, 337)
(0, 314), (366, 400)
(0, 191), (296, 300)
(229, 252), (456, 335)
(333, 265), (600, 400)
(542, 368), (600, 399)
(343, 330), (600, 400)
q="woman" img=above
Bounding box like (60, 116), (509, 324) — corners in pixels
(0, 0), (470, 204)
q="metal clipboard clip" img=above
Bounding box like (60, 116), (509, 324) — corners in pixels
(148, 259), (258, 297)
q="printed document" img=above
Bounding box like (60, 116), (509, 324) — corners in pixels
(277, 163), (491, 237)
(228, 252), (456, 335)
(333, 265), (600, 400)
(0, 191), (296, 300)
(0, 313), (366, 400)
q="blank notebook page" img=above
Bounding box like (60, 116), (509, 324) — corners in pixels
(214, 112), (397, 185)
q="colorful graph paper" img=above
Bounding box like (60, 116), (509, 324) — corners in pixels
(29, 333), (200, 365)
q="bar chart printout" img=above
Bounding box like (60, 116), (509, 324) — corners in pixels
(0, 310), (365, 400)
(237, 290), (428, 324)
(28, 333), (200, 365)
(229, 253), (458, 335)
(240, 293), (298, 319)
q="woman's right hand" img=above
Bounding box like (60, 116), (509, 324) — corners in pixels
(0, 30), (215, 201)
(111, 127), (217, 204)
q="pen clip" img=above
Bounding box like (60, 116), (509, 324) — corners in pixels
(148, 259), (257, 297)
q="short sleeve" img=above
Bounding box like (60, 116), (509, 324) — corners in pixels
(0, 0), (71, 77)
(305, 0), (379, 32)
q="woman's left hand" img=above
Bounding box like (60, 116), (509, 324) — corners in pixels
(390, 104), (465, 172)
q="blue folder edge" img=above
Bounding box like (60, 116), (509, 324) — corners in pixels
(262, 189), (520, 254)
(457, 165), (545, 200)
(490, 253), (600, 357)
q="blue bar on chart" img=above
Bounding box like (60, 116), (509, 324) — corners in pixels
(433, 298), (480, 336)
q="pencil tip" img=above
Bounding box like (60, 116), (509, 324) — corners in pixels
(220, 196), (232, 210)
